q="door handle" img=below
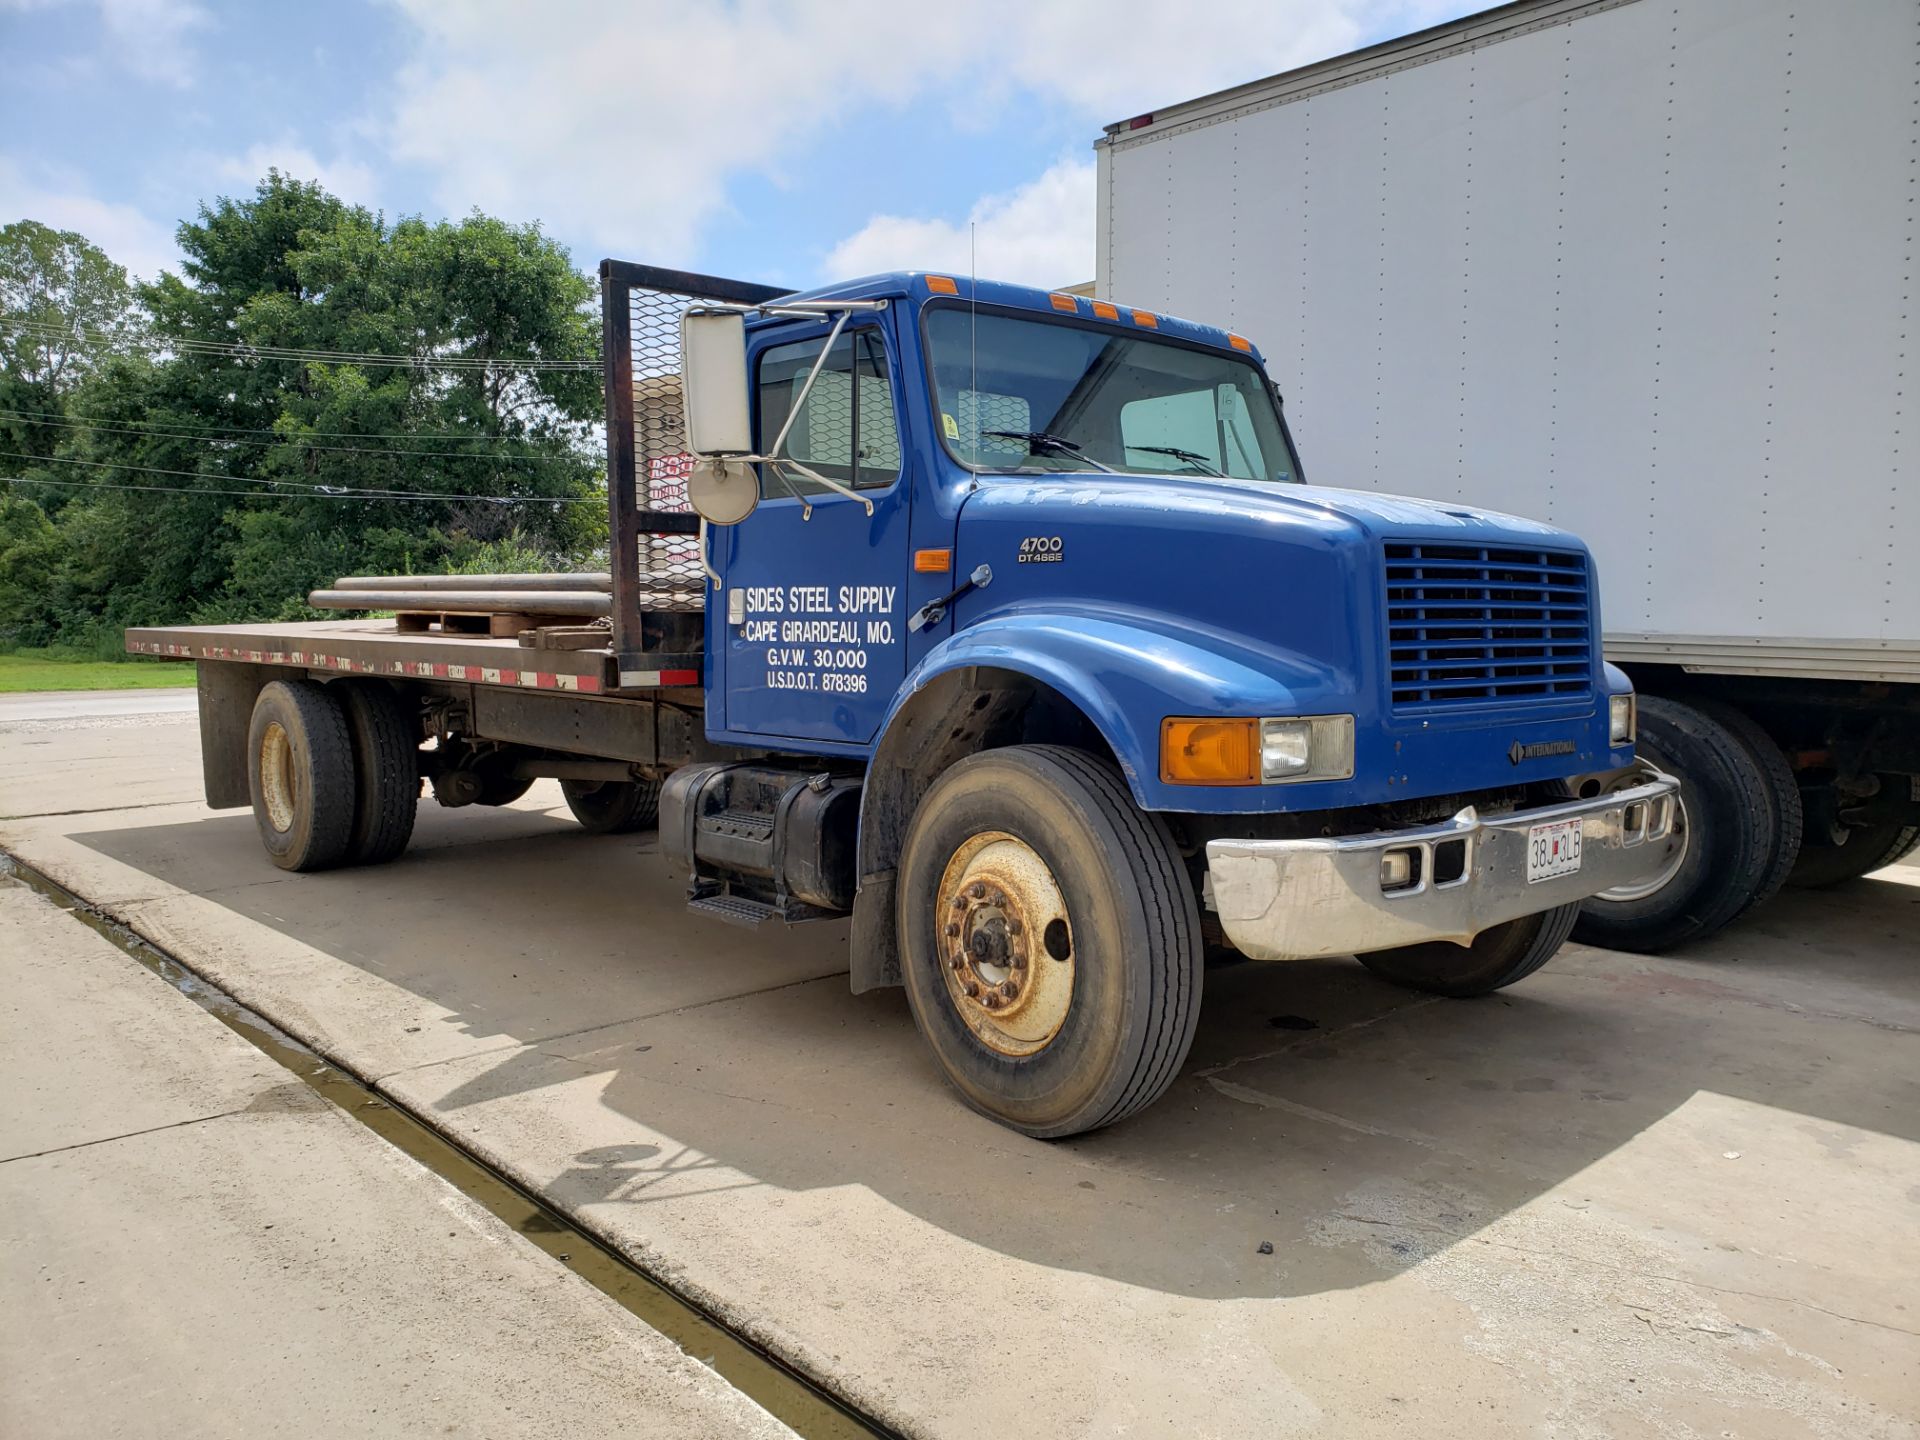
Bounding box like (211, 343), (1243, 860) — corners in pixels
(908, 564), (992, 634)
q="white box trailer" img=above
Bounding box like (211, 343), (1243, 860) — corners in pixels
(1097, 0), (1918, 949)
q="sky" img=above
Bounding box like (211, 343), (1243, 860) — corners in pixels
(2, 0), (1480, 293)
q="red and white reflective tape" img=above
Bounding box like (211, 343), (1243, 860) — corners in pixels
(126, 639), (605, 693)
(618, 668), (701, 688)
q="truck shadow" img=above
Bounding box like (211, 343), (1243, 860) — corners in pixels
(69, 809), (1920, 1303)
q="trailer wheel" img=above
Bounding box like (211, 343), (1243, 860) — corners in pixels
(1572, 695), (1782, 953)
(1357, 901), (1580, 997)
(897, 744), (1202, 1139)
(561, 778), (661, 834)
(1788, 813), (1920, 889)
(247, 679), (356, 873)
(339, 680), (419, 866)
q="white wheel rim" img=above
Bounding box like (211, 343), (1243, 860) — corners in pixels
(1594, 786), (1690, 903)
(258, 721), (298, 834)
(936, 830), (1075, 1057)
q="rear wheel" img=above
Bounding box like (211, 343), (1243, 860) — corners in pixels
(1573, 695), (1786, 953)
(339, 680), (419, 866)
(561, 778), (661, 834)
(897, 745), (1202, 1138)
(1357, 902), (1580, 997)
(1789, 813), (1920, 889)
(247, 680), (356, 873)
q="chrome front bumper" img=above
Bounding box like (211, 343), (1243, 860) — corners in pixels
(1204, 770), (1681, 961)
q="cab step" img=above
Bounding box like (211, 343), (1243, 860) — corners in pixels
(687, 893), (785, 929)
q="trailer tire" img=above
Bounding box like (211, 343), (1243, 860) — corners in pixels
(247, 679), (356, 873)
(562, 778), (661, 834)
(1357, 901), (1580, 997)
(1572, 695), (1780, 952)
(1788, 814), (1920, 889)
(897, 744), (1203, 1139)
(1692, 698), (1801, 911)
(339, 680), (419, 866)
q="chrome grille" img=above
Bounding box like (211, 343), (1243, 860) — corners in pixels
(1384, 542), (1593, 709)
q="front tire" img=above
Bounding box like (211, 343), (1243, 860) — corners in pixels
(1357, 902), (1580, 997)
(247, 679), (356, 873)
(897, 745), (1203, 1139)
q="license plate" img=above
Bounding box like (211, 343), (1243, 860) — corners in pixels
(1526, 819), (1583, 883)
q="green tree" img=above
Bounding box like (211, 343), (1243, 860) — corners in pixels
(0, 220), (138, 460)
(2, 172), (608, 645)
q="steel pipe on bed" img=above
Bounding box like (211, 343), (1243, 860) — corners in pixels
(307, 589), (612, 616)
(329, 573), (613, 593)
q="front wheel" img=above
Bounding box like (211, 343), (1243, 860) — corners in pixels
(1356, 903), (1581, 997)
(897, 745), (1203, 1139)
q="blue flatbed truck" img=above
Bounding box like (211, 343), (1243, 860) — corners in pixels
(130, 260), (1680, 1137)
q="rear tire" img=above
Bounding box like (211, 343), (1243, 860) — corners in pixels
(1357, 902), (1580, 997)
(247, 680), (356, 873)
(897, 745), (1203, 1139)
(1573, 695), (1783, 953)
(339, 680), (419, 866)
(561, 778), (661, 834)
(1789, 813), (1920, 889)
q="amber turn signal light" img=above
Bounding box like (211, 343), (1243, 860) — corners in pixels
(914, 548), (952, 573)
(1161, 717), (1260, 785)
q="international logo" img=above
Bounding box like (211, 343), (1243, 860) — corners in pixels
(1509, 738), (1578, 765)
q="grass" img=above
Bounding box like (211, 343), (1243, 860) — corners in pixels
(0, 647), (196, 694)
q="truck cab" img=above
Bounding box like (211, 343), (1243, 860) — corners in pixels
(662, 270), (1680, 1134)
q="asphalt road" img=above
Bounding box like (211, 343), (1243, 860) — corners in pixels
(3, 712), (1916, 1438)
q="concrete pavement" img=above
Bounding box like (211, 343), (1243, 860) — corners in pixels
(3, 710), (1916, 1438)
(0, 877), (794, 1439)
(0, 688), (199, 722)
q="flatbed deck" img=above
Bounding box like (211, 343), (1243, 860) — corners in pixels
(127, 620), (701, 694)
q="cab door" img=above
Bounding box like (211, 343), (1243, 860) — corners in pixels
(712, 316), (911, 746)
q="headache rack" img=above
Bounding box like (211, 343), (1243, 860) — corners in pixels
(600, 261), (789, 687)
(1384, 541), (1595, 710)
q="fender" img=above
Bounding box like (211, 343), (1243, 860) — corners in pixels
(844, 607), (1344, 991)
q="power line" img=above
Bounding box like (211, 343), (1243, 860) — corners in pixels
(0, 400), (596, 445)
(0, 450), (598, 504)
(5, 476), (590, 506)
(0, 409), (591, 464)
(0, 315), (602, 372)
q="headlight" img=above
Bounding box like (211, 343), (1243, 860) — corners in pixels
(1609, 692), (1636, 746)
(1259, 715), (1356, 783)
(1161, 715), (1356, 785)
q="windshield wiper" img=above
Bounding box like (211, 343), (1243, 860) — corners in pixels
(1127, 445), (1225, 477)
(982, 430), (1117, 474)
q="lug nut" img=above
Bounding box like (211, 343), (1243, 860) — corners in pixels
(950, 955), (965, 971)
(945, 922), (961, 938)
(1006, 918), (1023, 936)
(1011, 955), (1027, 971)
(963, 980), (980, 998)
(951, 894), (967, 910)
(1000, 979), (1018, 998)
(969, 881), (986, 900)
(983, 993), (1000, 1009)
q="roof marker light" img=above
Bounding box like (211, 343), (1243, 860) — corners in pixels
(1091, 300), (1119, 320)
(1229, 334), (1253, 352)
(926, 276), (958, 295)
(1049, 293), (1078, 313)
(1131, 310), (1159, 328)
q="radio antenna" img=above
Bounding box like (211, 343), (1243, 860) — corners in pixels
(969, 221), (978, 476)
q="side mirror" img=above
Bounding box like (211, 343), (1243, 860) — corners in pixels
(680, 310), (756, 524)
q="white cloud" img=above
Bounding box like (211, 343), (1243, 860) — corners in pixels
(2, 0), (209, 88)
(378, 0), (1476, 265)
(0, 156), (181, 280)
(215, 143), (378, 208)
(823, 158), (1095, 290)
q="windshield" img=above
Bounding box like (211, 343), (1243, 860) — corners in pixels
(923, 305), (1299, 483)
